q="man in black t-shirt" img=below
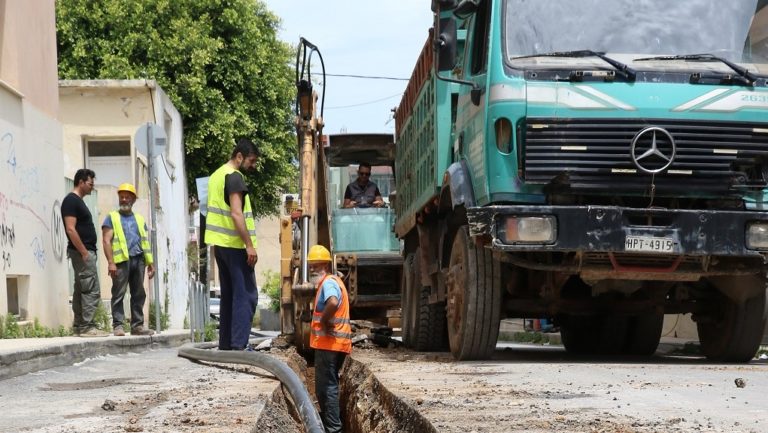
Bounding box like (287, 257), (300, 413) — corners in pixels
(62, 169), (108, 337)
(343, 162), (384, 208)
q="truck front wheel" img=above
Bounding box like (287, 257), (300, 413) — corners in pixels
(446, 226), (501, 360)
(697, 286), (767, 362)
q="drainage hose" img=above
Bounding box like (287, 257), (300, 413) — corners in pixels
(178, 341), (324, 433)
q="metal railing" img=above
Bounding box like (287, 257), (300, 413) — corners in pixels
(188, 245), (213, 342)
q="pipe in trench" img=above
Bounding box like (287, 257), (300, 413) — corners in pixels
(177, 341), (324, 433)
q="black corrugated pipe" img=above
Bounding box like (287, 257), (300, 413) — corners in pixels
(178, 341), (324, 433)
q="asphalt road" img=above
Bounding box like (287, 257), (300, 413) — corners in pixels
(352, 343), (768, 433)
(5, 343), (768, 433)
(1, 347), (279, 433)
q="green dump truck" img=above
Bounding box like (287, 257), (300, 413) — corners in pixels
(395, 0), (768, 361)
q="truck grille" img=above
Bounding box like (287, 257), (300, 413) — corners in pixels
(523, 118), (768, 193)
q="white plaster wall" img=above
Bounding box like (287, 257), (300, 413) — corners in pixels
(0, 86), (68, 326)
(150, 86), (189, 329)
(254, 215), (281, 310)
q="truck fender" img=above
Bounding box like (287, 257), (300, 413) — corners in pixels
(439, 161), (475, 214)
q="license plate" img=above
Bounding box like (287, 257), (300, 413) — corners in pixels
(624, 236), (675, 253)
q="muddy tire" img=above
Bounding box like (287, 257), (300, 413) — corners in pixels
(411, 249), (448, 352)
(697, 288), (767, 362)
(624, 314), (664, 356)
(414, 286), (448, 351)
(446, 226), (501, 360)
(400, 253), (418, 347)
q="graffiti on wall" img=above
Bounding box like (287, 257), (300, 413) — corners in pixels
(51, 200), (64, 262)
(2, 132), (15, 175)
(1, 126), (61, 272)
(0, 221), (14, 271)
(30, 237), (46, 269)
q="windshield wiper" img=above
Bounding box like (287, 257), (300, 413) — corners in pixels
(635, 54), (765, 86)
(510, 50), (637, 81)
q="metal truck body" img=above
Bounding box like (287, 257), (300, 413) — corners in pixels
(395, 0), (768, 361)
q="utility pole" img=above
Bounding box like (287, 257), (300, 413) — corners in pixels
(135, 122), (166, 334)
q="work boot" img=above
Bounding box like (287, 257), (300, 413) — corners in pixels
(131, 326), (155, 336)
(79, 327), (110, 338)
(113, 326), (125, 337)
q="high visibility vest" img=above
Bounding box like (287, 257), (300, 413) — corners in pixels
(109, 211), (153, 265)
(310, 274), (352, 354)
(204, 163), (258, 249)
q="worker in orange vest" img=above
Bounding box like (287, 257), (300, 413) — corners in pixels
(308, 245), (351, 433)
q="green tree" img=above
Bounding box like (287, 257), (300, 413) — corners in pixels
(57, 0), (296, 215)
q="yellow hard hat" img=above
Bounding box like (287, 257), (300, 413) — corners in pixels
(307, 245), (332, 263)
(117, 183), (137, 196)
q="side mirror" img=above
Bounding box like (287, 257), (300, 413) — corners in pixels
(435, 18), (457, 72)
(453, 0), (479, 18)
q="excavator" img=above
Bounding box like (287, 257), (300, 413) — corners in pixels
(279, 38), (402, 356)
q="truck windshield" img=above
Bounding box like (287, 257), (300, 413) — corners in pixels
(504, 0), (768, 72)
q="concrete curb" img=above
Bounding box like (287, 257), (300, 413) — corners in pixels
(0, 331), (190, 381)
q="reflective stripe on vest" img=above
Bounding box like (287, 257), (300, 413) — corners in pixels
(204, 163), (258, 248)
(109, 211), (153, 265)
(310, 274), (352, 354)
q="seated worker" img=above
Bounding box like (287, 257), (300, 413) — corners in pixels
(343, 162), (385, 208)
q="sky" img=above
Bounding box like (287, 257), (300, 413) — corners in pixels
(262, 1), (434, 135)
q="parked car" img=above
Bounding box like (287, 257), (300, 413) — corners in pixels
(209, 297), (220, 320)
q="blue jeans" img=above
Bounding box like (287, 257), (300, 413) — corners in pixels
(315, 349), (347, 433)
(214, 246), (257, 350)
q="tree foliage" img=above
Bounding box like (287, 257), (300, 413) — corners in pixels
(57, 0), (296, 216)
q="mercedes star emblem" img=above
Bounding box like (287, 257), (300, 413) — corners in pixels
(630, 126), (676, 174)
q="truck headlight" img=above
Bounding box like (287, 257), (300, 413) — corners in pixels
(746, 222), (768, 249)
(499, 216), (556, 244)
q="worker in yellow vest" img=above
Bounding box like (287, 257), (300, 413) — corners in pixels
(308, 245), (351, 433)
(101, 183), (155, 336)
(204, 138), (260, 351)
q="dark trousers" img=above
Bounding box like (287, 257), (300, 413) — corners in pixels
(69, 249), (101, 332)
(110, 256), (147, 330)
(214, 246), (257, 350)
(315, 349), (347, 433)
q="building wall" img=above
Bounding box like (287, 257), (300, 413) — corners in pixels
(0, 0), (59, 117)
(254, 214), (281, 309)
(150, 86), (190, 329)
(0, 0), (68, 327)
(59, 81), (189, 329)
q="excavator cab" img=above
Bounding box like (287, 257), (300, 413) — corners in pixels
(326, 133), (402, 323)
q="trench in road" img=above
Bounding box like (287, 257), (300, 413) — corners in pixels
(250, 345), (437, 433)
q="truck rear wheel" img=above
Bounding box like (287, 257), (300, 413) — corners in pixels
(446, 226), (501, 360)
(400, 253), (418, 347)
(411, 249), (448, 351)
(624, 313), (664, 356)
(415, 285), (448, 351)
(560, 314), (628, 355)
(697, 287), (767, 362)
(559, 315), (598, 354)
